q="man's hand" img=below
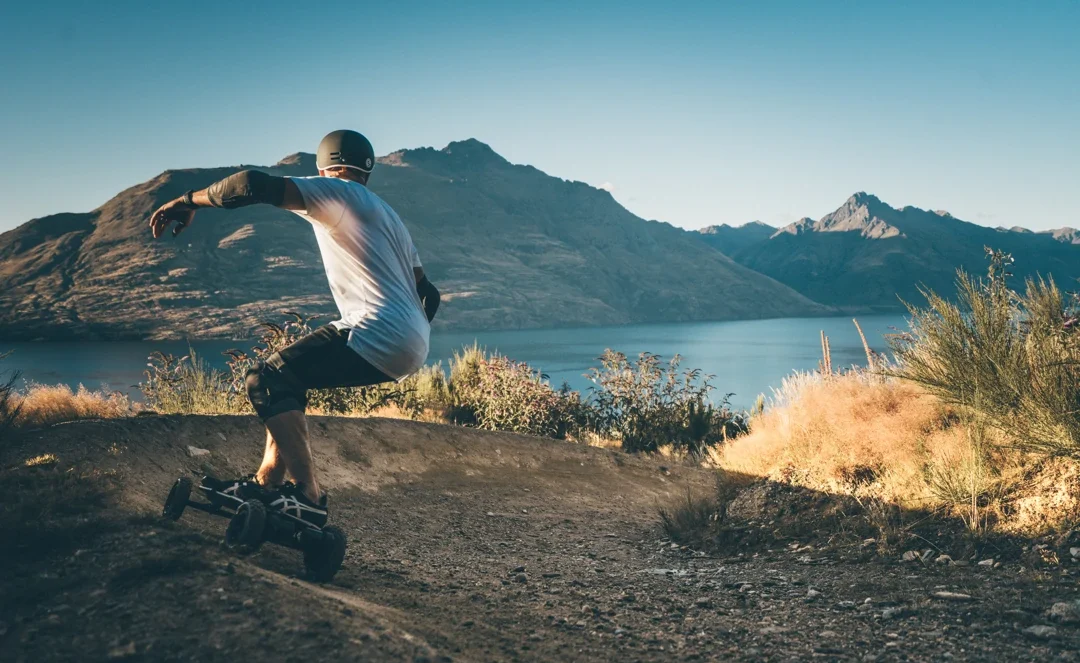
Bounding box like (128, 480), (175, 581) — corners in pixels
(149, 197), (197, 239)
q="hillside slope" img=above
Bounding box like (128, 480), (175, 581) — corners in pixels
(3, 416), (1077, 661)
(730, 193), (1080, 309)
(0, 140), (826, 340)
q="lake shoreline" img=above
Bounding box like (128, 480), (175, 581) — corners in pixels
(1, 314), (909, 410)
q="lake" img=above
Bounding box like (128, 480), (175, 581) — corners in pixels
(0, 314), (907, 410)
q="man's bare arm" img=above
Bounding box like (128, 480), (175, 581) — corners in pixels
(149, 171), (304, 239)
(414, 267), (441, 323)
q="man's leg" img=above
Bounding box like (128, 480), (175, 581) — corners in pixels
(255, 429), (287, 488)
(246, 325), (391, 507)
(263, 410), (321, 503)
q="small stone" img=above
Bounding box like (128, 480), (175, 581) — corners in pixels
(921, 549), (936, 562)
(805, 589), (822, 602)
(186, 446), (210, 457)
(857, 603), (873, 612)
(935, 554), (953, 565)
(836, 600), (857, 610)
(242, 599), (255, 608)
(107, 642), (136, 659)
(1070, 547), (1080, 558)
(1048, 601), (1080, 624)
(977, 559), (994, 567)
(882, 607), (902, 620)
(614, 627), (628, 636)
(1023, 625), (1058, 639)
(931, 591), (973, 602)
(901, 551), (919, 562)
(512, 566), (526, 573)
(486, 512), (495, 517)
(819, 630), (839, 638)
(515, 574), (527, 584)
(694, 597), (712, 608)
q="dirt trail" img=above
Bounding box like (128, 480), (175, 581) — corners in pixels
(2, 416), (1078, 662)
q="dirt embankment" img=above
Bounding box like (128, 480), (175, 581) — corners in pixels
(2, 416), (1078, 662)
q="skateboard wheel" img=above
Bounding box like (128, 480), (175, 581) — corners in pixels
(225, 500), (267, 554)
(303, 525), (347, 582)
(163, 477), (192, 520)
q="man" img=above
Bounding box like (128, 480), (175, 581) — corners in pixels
(149, 130), (440, 527)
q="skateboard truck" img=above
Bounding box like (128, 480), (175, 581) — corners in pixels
(163, 476), (347, 582)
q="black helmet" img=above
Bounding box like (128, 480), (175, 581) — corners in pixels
(316, 130), (375, 173)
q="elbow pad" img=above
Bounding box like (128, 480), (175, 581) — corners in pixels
(416, 276), (440, 322)
(206, 170), (286, 209)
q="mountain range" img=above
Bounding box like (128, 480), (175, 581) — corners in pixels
(0, 140), (824, 340)
(0, 140), (1077, 341)
(701, 193), (1080, 310)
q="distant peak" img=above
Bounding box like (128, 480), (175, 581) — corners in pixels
(1043, 227), (1080, 244)
(847, 192), (883, 206)
(441, 138), (506, 162)
(276, 152), (315, 167)
(934, 209), (952, 218)
(444, 138), (492, 151)
(698, 220), (776, 235)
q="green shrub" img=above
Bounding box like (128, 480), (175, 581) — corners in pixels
(891, 248), (1080, 458)
(468, 354), (587, 438)
(587, 350), (747, 454)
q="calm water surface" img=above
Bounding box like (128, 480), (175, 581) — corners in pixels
(0, 315), (906, 409)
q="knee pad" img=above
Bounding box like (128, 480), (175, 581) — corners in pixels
(245, 355), (306, 420)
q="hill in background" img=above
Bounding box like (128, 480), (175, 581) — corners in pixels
(705, 193), (1080, 310)
(0, 140), (825, 340)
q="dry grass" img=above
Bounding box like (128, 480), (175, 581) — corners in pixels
(6, 384), (133, 430)
(714, 370), (1078, 536)
(720, 371), (943, 505)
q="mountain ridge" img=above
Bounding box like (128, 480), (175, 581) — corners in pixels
(724, 192), (1080, 309)
(0, 140), (827, 341)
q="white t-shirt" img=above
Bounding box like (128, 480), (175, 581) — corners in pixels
(287, 176), (430, 379)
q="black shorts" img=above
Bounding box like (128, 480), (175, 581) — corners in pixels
(246, 324), (392, 419)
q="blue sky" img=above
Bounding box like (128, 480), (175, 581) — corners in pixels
(1, 0), (1077, 232)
